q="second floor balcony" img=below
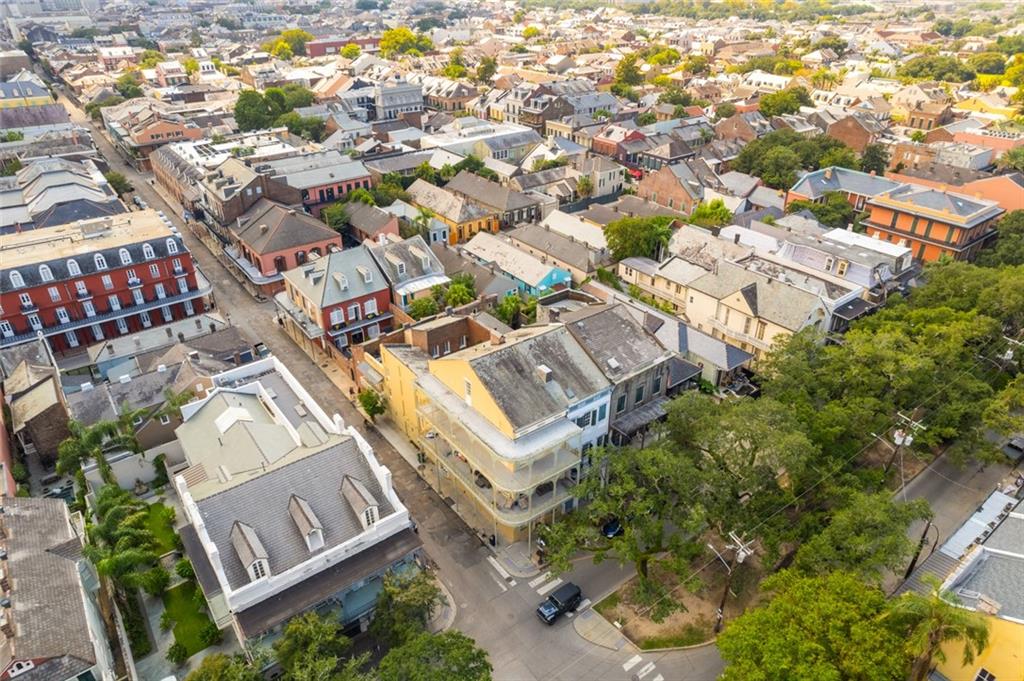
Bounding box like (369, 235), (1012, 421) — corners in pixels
(1, 269), (212, 348)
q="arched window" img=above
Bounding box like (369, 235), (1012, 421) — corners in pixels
(39, 264), (53, 282)
(166, 239), (179, 254)
(9, 271), (24, 288)
(142, 243), (155, 259)
(94, 253), (107, 270)
(67, 259), (81, 276)
(119, 248), (132, 265)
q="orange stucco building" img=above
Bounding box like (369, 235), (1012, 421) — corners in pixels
(864, 185), (1003, 263)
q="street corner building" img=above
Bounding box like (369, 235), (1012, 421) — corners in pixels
(0, 210), (213, 356)
(172, 356), (421, 648)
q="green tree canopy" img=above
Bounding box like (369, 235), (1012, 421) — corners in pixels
(967, 52), (1007, 75)
(786, 191), (855, 229)
(977, 210), (1024, 267)
(718, 571), (908, 681)
(370, 570), (445, 646)
(792, 491), (931, 581)
(860, 143), (889, 176)
(689, 198), (732, 228)
(603, 215), (673, 261)
(408, 296), (439, 320)
(898, 55), (975, 82)
(615, 53), (643, 86)
(758, 86), (812, 117)
(341, 43), (362, 59)
(377, 631), (492, 681)
(380, 27), (433, 57)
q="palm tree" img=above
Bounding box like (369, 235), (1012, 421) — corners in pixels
(413, 207), (435, 239)
(576, 175), (593, 198)
(887, 576), (990, 681)
(57, 419), (119, 483)
(155, 387), (195, 422)
(84, 485), (158, 587)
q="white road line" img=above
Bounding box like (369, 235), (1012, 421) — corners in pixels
(508, 579), (517, 587)
(623, 655), (642, 672)
(653, 675), (664, 681)
(487, 571), (508, 593)
(637, 662), (657, 679)
(536, 577), (564, 596)
(577, 598), (591, 611)
(486, 556), (512, 580)
(528, 572), (552, 588)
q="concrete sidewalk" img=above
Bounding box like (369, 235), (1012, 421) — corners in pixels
(573, 609), (631, 652)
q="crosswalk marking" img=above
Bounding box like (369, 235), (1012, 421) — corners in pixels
(486, 556), (512, 580)
(528, 572), (552, 588)
(637, 662), (657, 679)
(623, 655), (642, 672)
(536, 577), (563, 596)
(487, 571), (508, 593)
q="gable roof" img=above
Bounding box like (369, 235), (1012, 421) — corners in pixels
(407, 179), (494, 224)
(282, 246), (387, 309)
(445, 170), (537, 213)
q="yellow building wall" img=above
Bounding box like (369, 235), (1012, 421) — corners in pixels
(427, 357), (516, 438)
(687, 288), (793, 359)
(936, 616), (1024, 681)
(380, 346), (424, 440)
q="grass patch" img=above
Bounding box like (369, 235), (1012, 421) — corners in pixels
(594, 591), (620, 617)
(638, 618), (713, 650)
(162, 582), (214, 656)
(145, 503), (177, 555)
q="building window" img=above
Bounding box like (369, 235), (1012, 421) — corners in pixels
(27, 315), (42, 331)
(47, 286), (61, 302)
(974, 671), (996, 681)
(635, 384), (645, 405)
(0, 321), (13, 338)
(836, 260), (848, 277)
(251, 560), (267, 579)
(67, 259), (81, 276)
(653, 375), (662, 394)
(143, 243), (155, 259)
(464, 379), (472, 406)
(616, 394), (627, 414)
(95, 254), (108, 270)
(598, 404), (607, 421)
(396, 262), (406, 276)
(55, 307), (70, 324)
(102, 274), (113, 289)
(149, 264), (160, 277)
(39, 264), (54, 281)
(9, 271), (24, 288)
(460, 334), (467, 349)
(119, 248), (132, 265)
(364, 507), (377, 527)
(348, 304), (361, 321)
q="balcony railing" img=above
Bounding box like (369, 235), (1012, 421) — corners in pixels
(127, 277), (143, 288)
(20, 302), (38, 313)
(1, 269), (212, 348)
(76, 288), (92, 300)
(417, 399), (580, 493)
(418, 434), (576, 526)
(706, 317), (772, 352)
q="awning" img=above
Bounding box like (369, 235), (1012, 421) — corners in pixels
(667, 356), (702, 388)
(612, 395), (670, 437)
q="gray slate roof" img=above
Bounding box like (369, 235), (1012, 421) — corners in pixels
(789, 166), (902, 200)
(283, 246), (387, 309)
(233, 200), (339, 255)
(194, 440), (395, 591)
(506, 223), (597, 272)
(562, 304), (672, 380)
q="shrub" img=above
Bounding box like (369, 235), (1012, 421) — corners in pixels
(167, 641), (188, 666)
(160, 610), (175, 631)
(11, 463), (28, 483)
(140, 566), (171, 597)
(199, 621), (224, 647)
(175, 558), (195, 580)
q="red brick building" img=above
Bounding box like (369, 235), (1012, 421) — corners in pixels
(0, 211), (212, 355)
(826, 113), (884, 153)
(275, 246), (393, 361)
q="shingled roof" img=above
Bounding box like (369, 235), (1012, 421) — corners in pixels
(233, 200), (339, 254)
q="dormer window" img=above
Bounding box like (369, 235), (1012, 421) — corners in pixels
(143, 243), (155, 259)
(421, 256), (430, 271)
(396, 262), (406, 276)
(39, 265), (53, 282)
(67, 259), (81, 276)
(288, 494), (325, 553)
(95, 254), (107, 270)
(166, 238), (179, 254)
(9, 271), (24, 288)
(119, 248), (132, 265)
(341, 476), (380, 532)
(230, 521), (270, 582)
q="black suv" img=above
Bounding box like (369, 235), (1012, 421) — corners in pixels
(536, 582), (583, 624)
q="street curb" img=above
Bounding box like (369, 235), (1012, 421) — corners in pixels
(429, 573), (457, 633)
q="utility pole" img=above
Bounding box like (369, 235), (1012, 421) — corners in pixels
(881, 412), (927, 477)
(713, 532), (755, 633)
(903, 520), (937, 580)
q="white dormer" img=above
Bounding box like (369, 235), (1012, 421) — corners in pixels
(340, 476), (380, 531)
(288, 494), (325, 552)
(230, 521), (270, 582)
(334, 272), (348, 290)
(357, 265), (372, 284)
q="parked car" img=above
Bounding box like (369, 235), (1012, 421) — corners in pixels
(536, 582), (582, 625)
(1004, 436), (1024, 463)
(602, 518), (624, 538)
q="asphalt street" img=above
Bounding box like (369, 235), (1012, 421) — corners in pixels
(55, 90), (725, 681)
